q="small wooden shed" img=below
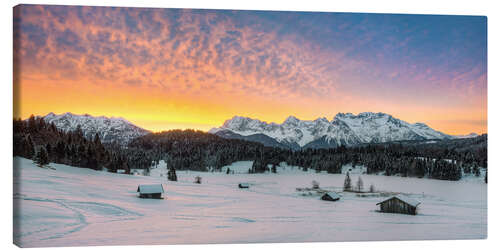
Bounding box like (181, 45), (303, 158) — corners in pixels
(321, 192), (341, 202)
(376, 195), (420, 215)
(238, 183), (250, 189)
(137, 184), (164, 199)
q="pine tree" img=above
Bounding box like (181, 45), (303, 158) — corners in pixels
(45, 143), (52, 161)
(271, 164), (277, 173)
(356, 176), (364, 192)
(94, 133), (101, 145)
(144, 167), (150, 176)
(27, 115), (36, 131)
(168, 167), (177, 181)
(369, 183), (375, 193)
(343, 172), (352, 191)
(194, 176), (202, 184)
(34, 147), (49, 168)
(473, 163), (480, 177)
(25, 135), (35, 159)
(226, 168), (231, 174)
(55, 141), (66, 162)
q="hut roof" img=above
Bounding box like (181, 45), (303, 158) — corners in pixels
(377, 195), (420, 207)
(323, 192), (341, 200)
(137, 184), (164, 194)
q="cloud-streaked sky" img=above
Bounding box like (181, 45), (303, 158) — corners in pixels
(13, 5), (487, 134)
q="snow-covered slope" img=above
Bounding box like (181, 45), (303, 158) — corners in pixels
(13, 157), (486, 247)
(41, 112), (150, 145)
(210, 112), (454, 148)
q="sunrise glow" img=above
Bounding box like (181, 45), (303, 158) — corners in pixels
(13, 6), (487, 135)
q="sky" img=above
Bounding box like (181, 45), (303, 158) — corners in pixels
(13, 5), (487, 134)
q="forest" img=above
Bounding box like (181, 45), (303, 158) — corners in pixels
(13, 116), (487, 181)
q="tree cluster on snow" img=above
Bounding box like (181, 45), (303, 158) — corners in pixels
(281, 141), (485, 181)
(33, 147), (49, 168)
(14, 116), (111, 171)
(129, 129), (264, 172)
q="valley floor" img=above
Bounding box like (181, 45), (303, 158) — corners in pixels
(13, 157), (486, 247)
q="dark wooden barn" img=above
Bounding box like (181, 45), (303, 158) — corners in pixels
(137, 184), (164, 199)
(321, 192), (341, 202)
(376, 195), (420, 215)
(238, 183), (250, 189)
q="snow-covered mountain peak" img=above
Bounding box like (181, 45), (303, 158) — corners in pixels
(335, 111), (390, 120)
(39, 112), (151, 145)
(314, 117), (329, 123)
(211, 112), (455, 148)
(283, 115), (300, 125)
(334, 112), (353, 119)
(221, 116), (268, 132)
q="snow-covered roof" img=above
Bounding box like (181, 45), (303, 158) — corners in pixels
(324, 192), (341, 200)
(137, 184), (164, 194)
(377, 195), (420, 207)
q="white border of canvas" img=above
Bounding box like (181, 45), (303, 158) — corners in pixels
(0, 1), (497, 250)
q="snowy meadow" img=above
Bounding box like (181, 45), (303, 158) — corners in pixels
(13, 157), (487, 247)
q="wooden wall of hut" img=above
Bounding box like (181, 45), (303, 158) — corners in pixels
(139, 193), (163, 199)
(379, 198), (417, 215)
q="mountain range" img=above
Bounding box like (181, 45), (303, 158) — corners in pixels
(209, 112), (457, 149)
(41, 112), (150, 145)
(36, 112), (476, 149)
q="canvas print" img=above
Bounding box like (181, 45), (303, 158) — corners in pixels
(13, 4), (487, 247)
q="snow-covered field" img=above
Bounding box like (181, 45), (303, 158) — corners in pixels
(13, 157), (487, 247)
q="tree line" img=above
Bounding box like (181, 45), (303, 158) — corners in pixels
(128, 130), (486, 181)
(14, 117), (487, 182)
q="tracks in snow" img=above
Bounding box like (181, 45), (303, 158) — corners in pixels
(14, 193), (143, 244)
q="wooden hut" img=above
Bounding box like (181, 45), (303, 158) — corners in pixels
(376, 195), (420, 215)
(321, 192), (341, 202)
(238, 183), (250, 189)
(137, 184), (164, 199)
